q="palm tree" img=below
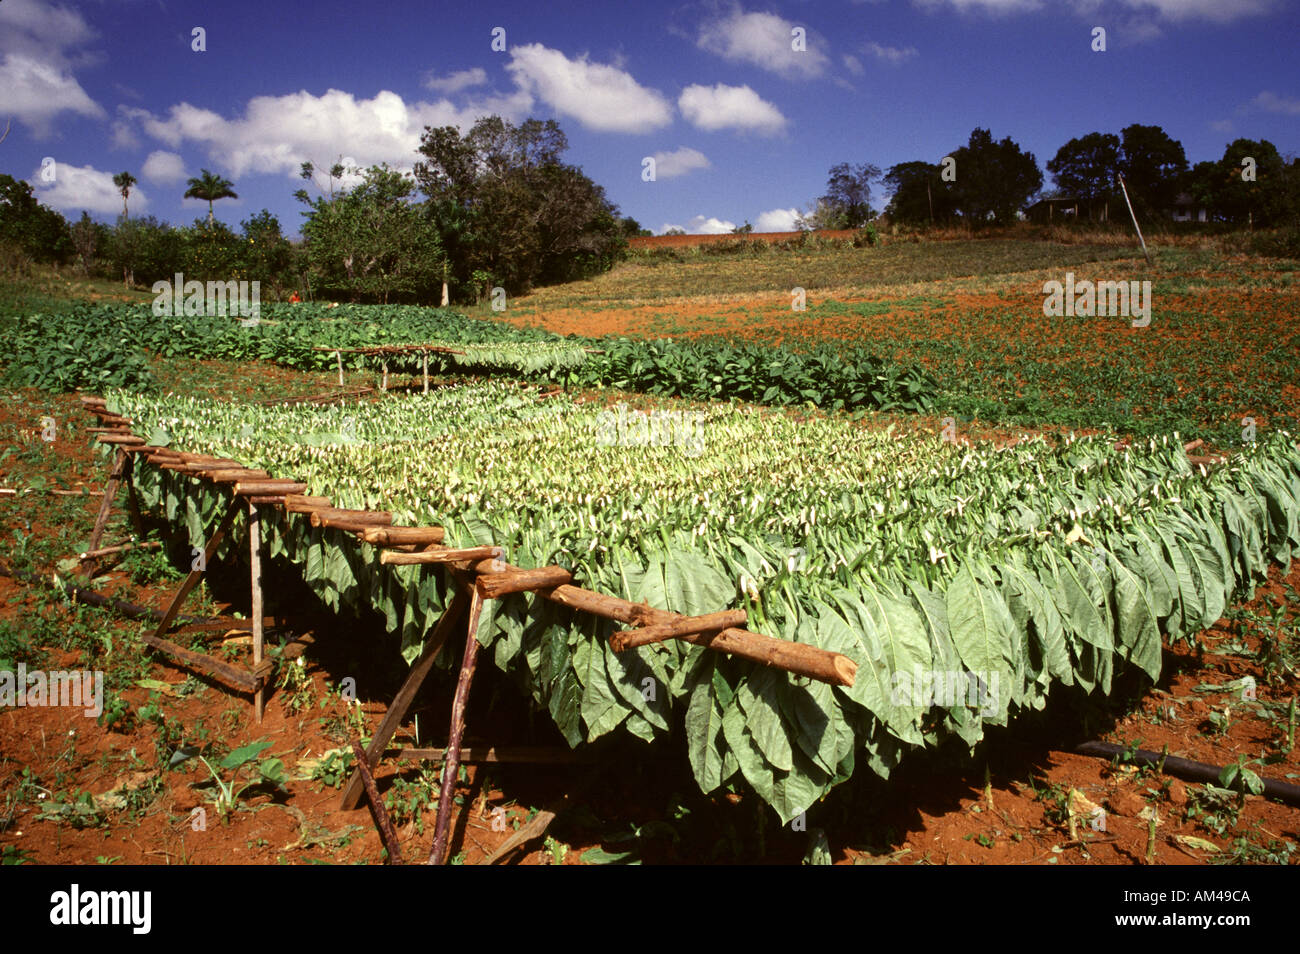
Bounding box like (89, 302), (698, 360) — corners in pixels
(112, 171), (137, 219)
(184, 169), (238, 225)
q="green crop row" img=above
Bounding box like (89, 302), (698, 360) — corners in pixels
(1, 300), (937, 414)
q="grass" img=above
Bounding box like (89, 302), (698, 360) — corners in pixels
(509, 237), (1147, 308)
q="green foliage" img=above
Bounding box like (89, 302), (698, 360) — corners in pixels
(298, 164), (442, 303)
(109, 384), (1300, 821)
(948, 128), (1043, 226)
(415, 116), (628, 297)
(0, 306), (155, 391)
(563, 337), (935, 413)
(0, 174), (72, 265)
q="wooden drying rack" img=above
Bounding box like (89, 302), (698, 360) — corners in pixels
(76, 393), (857, 864)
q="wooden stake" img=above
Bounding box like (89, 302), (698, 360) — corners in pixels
(82, 447), (130, 575)
(336, 350), (344, 387)
(1117, 173), (1152, 264)
(422, 351), (429, 394)
(249, 500), (265, 723)
(339, 588), (471, 810)
(430, 587), (485, 865)
(79, 540), (160, 560)
(151, 497), (242, 641)
(350, 739), (403, 865)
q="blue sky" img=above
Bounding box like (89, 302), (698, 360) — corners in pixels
(4, 0), (1297, 236)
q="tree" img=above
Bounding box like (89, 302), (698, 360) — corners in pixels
(1192, 139), (1293, 227)
(1046, 132), (1120, 221)
(802, 162), (881, 229)
(69, 212), (104, 275)
(883, 160), (956, 226)
(112, 172), (137, 220)
(184, 169), (239, 225)
(107, 215), (183, 287)
(1117, 125), (1187, 219)
(299, 164), (443, 303)
(947, 128), (1042, 226)
(239, 209), (293, 294)
(0, 174), (72, 263)
(414, 116), (627, 298)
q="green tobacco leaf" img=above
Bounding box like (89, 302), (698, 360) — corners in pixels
(945, 563), (1014, 678)
(220, 739), (272, 770)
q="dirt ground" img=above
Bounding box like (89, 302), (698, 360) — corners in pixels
(1, 375), (1297, 866)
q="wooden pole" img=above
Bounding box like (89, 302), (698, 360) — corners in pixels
(422, 352), (429, 394)
(430, 588), (485, 866)
(379, 546), (501, 566)
(1117, 173), (1151, 264)
(336, 350), (344, 387)
(360, 526), (445, 546)
(82, 447), (129, 572)
(339, 589), (470, 810)
(151, 497), (242, 641)
(350, 739), (403, 865)
(539, 583), (856, 687)
(249, 500), (265, 723)
(476, 565), (572, 599)
(611, 609), (748, 651)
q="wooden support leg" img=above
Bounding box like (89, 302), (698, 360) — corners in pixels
(422, 352), (429, 394)
(81, 448), (129, 575)
(351, 739), (404, 865)
(429, 588), (485, 866)
(381, 360), (388, 392)
(248, 500), (265, 723)
(339, 587), (470, 810)
(336, 350), (344, 387)
(151, 496), (242, 642)
(123, 457), (146, 540)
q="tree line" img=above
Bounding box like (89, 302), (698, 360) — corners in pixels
(802, 125), (1298, 230)
(0, 116), (642, 304)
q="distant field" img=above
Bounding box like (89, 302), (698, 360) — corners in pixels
(508, 241), (1299, 446)
(516, 238), (1147, 307)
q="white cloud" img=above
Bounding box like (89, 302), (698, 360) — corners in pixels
(1251, 91), (1300, 115)
(865, 41), (918, 65)
(0, 0), (105, 135)
(423, 67), (488, 94)
(697, 5), (831, 79)
(0, 55), (105, 134)
(142, 150), (187, 183)
(1208, 119), (1234, 133)
(118, 88), (525, 180)
(915, 0), (1273, 18)
(31, 163), (147, 215)
(679, 84), (787, 135)
(657, 215), (737, 234)
(912, 0), (1042, 14)
(506, 44), (672, 133)
(650, 147), (711, 178)
(842, 54), (865, 76)
(1115, 0), (1275, 21)
(754, 208), (801, 231)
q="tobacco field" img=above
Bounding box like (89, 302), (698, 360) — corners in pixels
(104, 384), (1300, 821)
